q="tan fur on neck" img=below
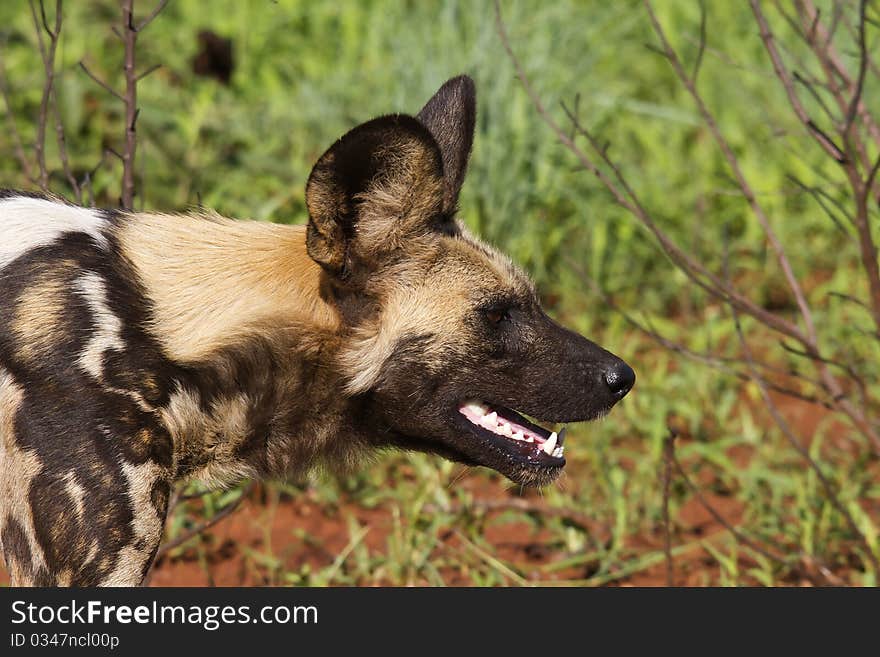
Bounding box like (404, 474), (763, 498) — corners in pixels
(116, 213), (339, 362)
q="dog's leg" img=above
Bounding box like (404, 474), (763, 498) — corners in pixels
(1, 460), (171, 586)
(1, 375), (174, 586)
(1, 453), (171, 586)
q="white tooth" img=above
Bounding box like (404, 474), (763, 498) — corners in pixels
(500, 424), (512, 437)
(512, 431), (525, 441)
(525, 435), (534, 443)
(543, 432), (558, 455)
(554, 447), (563, 458)
(465, 402), (486, 416)
(485, 411), (498, 424)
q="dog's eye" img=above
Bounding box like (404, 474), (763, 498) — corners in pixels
(484, 307), (511, 326)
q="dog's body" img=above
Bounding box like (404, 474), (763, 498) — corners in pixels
(0, 76), (634, 586)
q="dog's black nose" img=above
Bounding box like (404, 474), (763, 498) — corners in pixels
(604, 362), (635, 398)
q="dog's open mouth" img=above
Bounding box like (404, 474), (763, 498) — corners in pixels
(458, 400), (565, 465)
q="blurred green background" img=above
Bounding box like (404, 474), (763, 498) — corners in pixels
(0, 0), (877, 586)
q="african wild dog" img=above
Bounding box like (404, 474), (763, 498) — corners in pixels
(0, 75), (634, 586)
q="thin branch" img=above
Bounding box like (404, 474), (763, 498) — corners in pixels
(29, 0), (62, 191)
(782, 2), (875, 209)
(828, 290), (872, 312)
(867, 151), (880, 195)
(154, 483), (255, 559)
(662, 433), (675, 587)
(779, 339), (869, 399)
(737, 1), (880, 450)
(786, 174), (855, 237)
(821, 1), (845, 52)
(755, 5), (848, 165)
(50, 90), (79, 201)
(37, 0), (55, 37)
(792, 70), (839, 127)
(647, 1), (818, 348)
(692, 0), (707, 83)
(0, 54), (35, 182)
(849, 165), (880, 333)
(106, 146), (124, 162)
(423, 498), (610, 543)
(500, 2), (812, 347)
(572, 261), (837, 410)
(843, 10), (880, 83)
(728, 274), (880, 575)
(843, 0), (869, 139)
(799, 0), (880, 158)
(136, 0), (169, 32)
(807, 4), (821, 43)
(665, 430), (844, 585)
(121, 0), (138, 209)
(79, 60), (124, 101)
(136, 62), (161, 82)
(28, 0), (81, 202)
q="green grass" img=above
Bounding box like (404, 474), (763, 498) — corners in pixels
(1, 0), (878, 586)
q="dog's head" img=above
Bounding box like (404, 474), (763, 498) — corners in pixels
(305, 75), (634, 487)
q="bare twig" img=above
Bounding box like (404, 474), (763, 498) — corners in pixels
(798, 0), (880, 158)
(423, 498), (611, 544)
(0, 54), (35, 182)
(121, 0), (138, 209)
(79, 147), (115, 203)
(79, 61), (124, 101)
(785, 174), (854, 237)
(77, 0), (167, 208)
(120, 0), (168, 209)
(135, 62), (161, 82)
(755, 6), (849, 162)
(136, 0), (169, 32)
(791, 70), (840, 129)
(571, 261), (837, 410)
(154, 483), (255, 559)
(691, 0), (708, 83)
(779, 339), (868, 398)
(843, 0), (869, 140)
(50, 87), (79, 201)
(667, 435), (825, 583)
(662, 433), (675, 586)
(29, 0), (80, 199)
(494, 0), (811, 347)
(728, 272), (880, 575)
(867, 152), (880, 196)
(29, 0), (62, 191)
(647, 0), (818, 348)
(753, 1), (880, 338)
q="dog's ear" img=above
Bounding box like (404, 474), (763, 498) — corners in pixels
(417, 75), (476, 211)
(305, 114), (445, 279)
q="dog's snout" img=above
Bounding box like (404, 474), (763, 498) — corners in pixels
(604, 361), (635, 398)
